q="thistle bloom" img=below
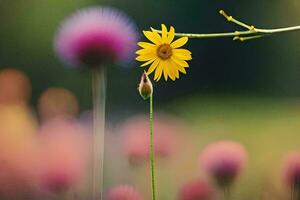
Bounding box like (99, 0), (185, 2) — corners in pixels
(119, 115), (177, 165)
(199, 141), (248, 187)
(55, 7), (138, 68)
(37, 118), (90, 193)
(282, 151), (300, 188)
(136, 24), (192, 81)
(179, 179), (215, 200)
(106, 185), (142, 200)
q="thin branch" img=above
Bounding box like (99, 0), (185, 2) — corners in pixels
(152, 9), (300, 41)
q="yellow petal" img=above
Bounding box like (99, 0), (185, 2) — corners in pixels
(171, 56), (189, 67)
(143, 31), (163, 45)
(140, 58), (156, 67)
(167, 26), (175, 44)
(163, 62), (169, 81)
(138, 42), (156, 49)
(170, 37), (188, 48)
(173, 60), (187, 74)
(136, 48), (156, 55)
(161, 24), (168, 42)
(173, 62), (179, 78)
(147, 59), (160, 74)
(154, 62), (164, 81)
(165, 60), (176, 81)
(173, 49), (192, 60)
(136, 54), (156, 61)
(173, 48), (192, 55)
(174, 69), (179, 79)
(168, 69), (176, 80)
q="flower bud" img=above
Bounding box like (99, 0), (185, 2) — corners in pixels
(138, 71), (153, 100)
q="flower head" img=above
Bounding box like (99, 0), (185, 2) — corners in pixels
(282, 151), (300, 188)
(138, 71), (153, 100)
(179, 179), (215, 200)
(136, 24), (192, 81)
(199, 140), (248, 187)
(106, 185), (142, 200)
(55, 7), (138, 68)
(37, 118), (90, 194)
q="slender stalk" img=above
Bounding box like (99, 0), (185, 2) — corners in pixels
(149, 94), (157, 200)
(223, 186), (231, 200)
(92, 67), (106, 200)
(152, 10), (300, 41)
(158, 30), (254, 39)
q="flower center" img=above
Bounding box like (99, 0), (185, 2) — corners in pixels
(157, 44), (172, 60)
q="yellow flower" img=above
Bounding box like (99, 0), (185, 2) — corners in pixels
(136, 24), (192, 81)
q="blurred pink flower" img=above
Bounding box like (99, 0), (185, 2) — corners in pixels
(178, 179), (215, 200)
(282, 151), (300, 188)
(55, 6), (137, 68)
(119, 115), (178, 165)
(36, 118), (90, 194)
(106, 185), (142, 200)
(199, 140), (248, 187)
(0, 68), (31, 105)
(0, 138), (39, 199)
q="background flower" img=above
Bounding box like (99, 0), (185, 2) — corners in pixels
(55, 6), (138, 68)
(36, 118), (90, 194)
(199, 140), (248, 187)
(106, 185), (142, 200)
(282, 151), (300, 188)
(178, 179), (215, 200)
(37, 87), (79, 121)
(0, 68), (31, 105)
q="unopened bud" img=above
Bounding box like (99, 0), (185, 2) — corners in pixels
(138, 71), (153, 100)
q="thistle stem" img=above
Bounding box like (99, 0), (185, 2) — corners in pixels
(223, 186), (231, 200)
(149, 94), (157, 200)
(153, 10), (300, 41)
(92, 67), (106, 200)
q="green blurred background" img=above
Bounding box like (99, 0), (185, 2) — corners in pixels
(1, 0), (300, 114)
(1, 0), (300, 199)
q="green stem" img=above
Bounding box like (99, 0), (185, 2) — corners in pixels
(149, 94), (157, 200)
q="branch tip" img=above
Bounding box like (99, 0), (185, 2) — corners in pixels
(219, 9), (230, 20)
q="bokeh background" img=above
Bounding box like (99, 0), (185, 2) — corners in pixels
(1, 0), (300, 199)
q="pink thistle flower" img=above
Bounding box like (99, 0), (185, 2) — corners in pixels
(179, 179), (215, 200)
(106, 185), (142, 200)
(119, 115), (177, 165)
(55, 6), (138, 68)
(36, 118), (90, 194)
(0, 137), (39, 199)
(199, 140), (248, 187)
(282, 151), (300, 188)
